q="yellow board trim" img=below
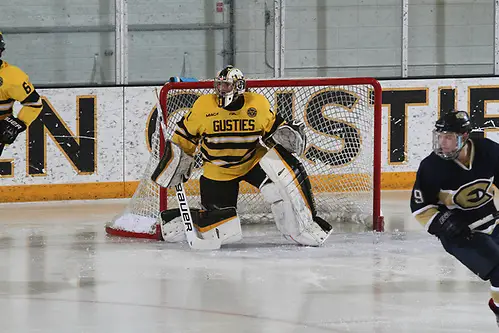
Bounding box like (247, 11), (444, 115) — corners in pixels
(0, 181), (139, 203)
(0, 172), (417, 203)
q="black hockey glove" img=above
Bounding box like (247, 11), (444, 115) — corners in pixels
(0, 116), (27, 144)
(428, 209), (471, 242)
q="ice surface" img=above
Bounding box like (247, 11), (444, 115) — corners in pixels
(0, 192), (496, 332)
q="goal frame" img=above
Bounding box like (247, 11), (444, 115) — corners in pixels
(159, 77), (383, 232)
(105, 77), (384, 239)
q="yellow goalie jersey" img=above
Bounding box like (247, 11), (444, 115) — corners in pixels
(172, 91), (284, 181)
(0, 60), (43, 125)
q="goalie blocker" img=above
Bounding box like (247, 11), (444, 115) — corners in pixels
(151, 140), (194, 189)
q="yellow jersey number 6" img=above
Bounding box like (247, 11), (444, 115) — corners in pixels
(22, 82), (32, 94)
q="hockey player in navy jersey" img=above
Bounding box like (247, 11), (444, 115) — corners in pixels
(411, 110), (499, 328)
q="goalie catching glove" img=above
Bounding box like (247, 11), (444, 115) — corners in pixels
(267, 120), (307, 156)
(151, 140), (194, 188)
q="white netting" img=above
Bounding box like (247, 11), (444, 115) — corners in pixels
(107, 78), (381, 239)
(106, 115), (164, 238)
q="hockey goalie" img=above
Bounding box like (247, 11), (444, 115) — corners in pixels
(151, 66), (332, 247)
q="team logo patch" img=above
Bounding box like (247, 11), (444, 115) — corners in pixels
(0, 77), (3, 87)
(452, 178), (494, 210)
(247, 107), (257, 118)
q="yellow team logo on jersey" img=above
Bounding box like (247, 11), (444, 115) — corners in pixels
(452, 178), (494, 209)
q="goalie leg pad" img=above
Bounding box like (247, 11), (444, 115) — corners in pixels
(260, 183), (330, 246)
(151, 140), (194, 188)
(158, 207), (242, 245)
(259, 147), (332, 246)
(158, 208), (200, 242)
(196, 207), (242, 245)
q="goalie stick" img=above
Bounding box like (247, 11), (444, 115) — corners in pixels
(154, 88), (222, 250)
(172, 181), (222, 250)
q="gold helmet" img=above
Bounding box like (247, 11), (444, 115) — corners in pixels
(214, 65), (246, 108)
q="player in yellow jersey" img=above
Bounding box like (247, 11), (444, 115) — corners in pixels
(0, 32), (43, 154)
(152, 66), (332, 247)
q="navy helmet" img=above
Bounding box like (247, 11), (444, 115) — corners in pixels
(433, 110), (471, 160)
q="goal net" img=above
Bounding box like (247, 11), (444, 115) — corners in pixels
(106, 77), (383, 239)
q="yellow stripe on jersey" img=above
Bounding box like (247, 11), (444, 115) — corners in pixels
(18, 92), (43, 125)
(200, 146), (259, 167)
(412, 205), (439, 229)
(172, 130), (198, 156)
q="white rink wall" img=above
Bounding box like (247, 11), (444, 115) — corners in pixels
(1, 77), (499, 201)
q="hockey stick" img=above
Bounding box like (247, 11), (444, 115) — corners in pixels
(469, 211), (499, 231)
(173, 182), (222, 250)
(0, 143), (4, 157)
(154, 88), (222, 250)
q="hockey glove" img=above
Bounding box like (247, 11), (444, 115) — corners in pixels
(0, 116), (27, 144)
(428, 209), (471, 242)
(289, 119), (306, 136)
(151, 140), (194, 188)
(270, 120), (307, 156)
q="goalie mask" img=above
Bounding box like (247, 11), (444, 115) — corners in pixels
(433, 110), (471, 160)
(214, 65), (246, 108)
(0, 32), (5, 58)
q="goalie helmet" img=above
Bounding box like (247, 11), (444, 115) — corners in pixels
(214, 65), (246, 108)
(0, 32), (5, 58)
(433, 110), (471, 160)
